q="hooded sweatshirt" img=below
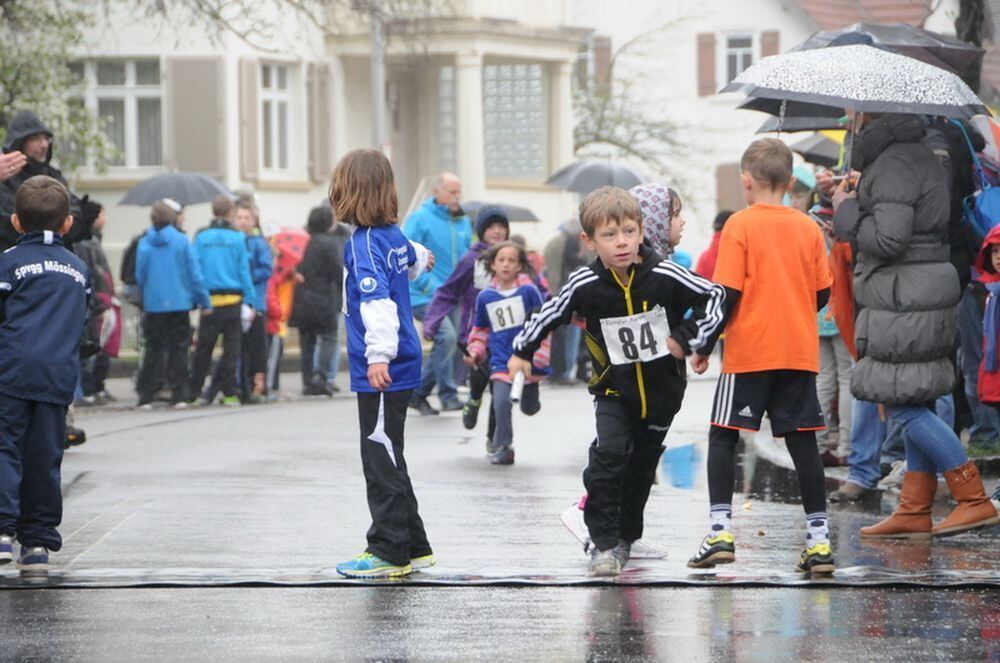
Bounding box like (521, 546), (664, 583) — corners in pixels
(0, 111), (86, 250)
(194, 218), (255, 306)
(136, 224), (211, 313)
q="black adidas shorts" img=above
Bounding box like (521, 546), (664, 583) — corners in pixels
(710, 370), (825, 437)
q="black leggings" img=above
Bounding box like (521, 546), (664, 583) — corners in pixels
(707, 426), (827, 515)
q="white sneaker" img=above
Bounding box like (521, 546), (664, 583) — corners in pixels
(627, 538), (669, 560)
(560, 504), (591, 552)
(0, 534), (13, 564)
(877, 460), (907, 492)
(588, 548), (621, 577)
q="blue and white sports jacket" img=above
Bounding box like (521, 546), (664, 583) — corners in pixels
(344, 224), (430, 393)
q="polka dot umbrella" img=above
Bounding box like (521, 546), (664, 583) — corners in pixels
(721, 44), (988, 120)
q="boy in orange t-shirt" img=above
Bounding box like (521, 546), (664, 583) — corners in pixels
(688, 138), (835, 575)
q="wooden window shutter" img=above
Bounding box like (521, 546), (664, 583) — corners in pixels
(166, 57), (225, 176)
(716, 162), (744, 213)
(240, 58), (259, 181)
(760, 30), (780, 58)
(697, 33), (717, 97)
(307, 62), (332, 184)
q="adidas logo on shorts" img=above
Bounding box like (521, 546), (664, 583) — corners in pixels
(738, 406), (753, 418)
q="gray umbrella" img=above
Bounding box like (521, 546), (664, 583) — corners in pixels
(545, 159), (646, 194)
(790, 133), (842, 169)
(461, 200), (539, 222)
(722, 44), (988, 119)
(119, 172), (232, 206)
(756, 115), (847, 133)
(791, 22), (984, 89)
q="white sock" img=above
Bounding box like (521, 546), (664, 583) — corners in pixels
(709, 504), (732, 535)
(806, 512), (830, 547)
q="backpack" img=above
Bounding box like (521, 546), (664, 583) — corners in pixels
(119, 231), (145, 307)
(953, 119), (1000, 239)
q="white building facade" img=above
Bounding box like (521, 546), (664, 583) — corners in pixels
(69, 1), (587, 267)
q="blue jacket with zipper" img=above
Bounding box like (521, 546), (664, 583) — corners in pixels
(136, 224), (211, 313)
(245, 231), (273, 311)
(194, 218), (255, 305)
(402, 196), (472, 308)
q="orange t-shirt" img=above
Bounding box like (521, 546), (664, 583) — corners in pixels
(713, 204), (833, 374)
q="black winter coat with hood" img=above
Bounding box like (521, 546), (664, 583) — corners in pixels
(833, 113), (959, 406)
(0, 111), (87, 251)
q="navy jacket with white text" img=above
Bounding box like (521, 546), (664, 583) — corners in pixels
(0, 231), (90, 405)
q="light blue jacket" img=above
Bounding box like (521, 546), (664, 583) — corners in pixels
(402, 196), (472, 308)
(193, 219), (255, 304)
(136, 224), (211, 313)
(246, 232), (273, 310)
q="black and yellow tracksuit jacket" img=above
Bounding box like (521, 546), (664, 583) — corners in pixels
(513, 245), (726, 427)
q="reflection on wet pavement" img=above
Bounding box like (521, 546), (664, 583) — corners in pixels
(0, 586), (996, 660)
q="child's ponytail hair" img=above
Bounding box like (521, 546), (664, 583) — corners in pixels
(329, 148), (399, 227)
(479, 240), (536, 280)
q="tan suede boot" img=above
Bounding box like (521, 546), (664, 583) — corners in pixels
(931, 462), (1000, 537)
(860, 471), (936, 540)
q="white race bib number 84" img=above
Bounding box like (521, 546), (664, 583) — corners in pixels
(486, 296), (526, 332)
(600, 306), (671, 365)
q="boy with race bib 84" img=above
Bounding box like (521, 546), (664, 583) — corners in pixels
(509, 186), (726, 576)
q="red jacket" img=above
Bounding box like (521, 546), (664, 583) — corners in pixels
(694, 232), (721, 279)
(975, 225), (1000, 404)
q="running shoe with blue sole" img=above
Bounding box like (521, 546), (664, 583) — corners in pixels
(336, 552), (412, 579)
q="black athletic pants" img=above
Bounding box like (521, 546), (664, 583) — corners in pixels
(707, 425), (827, 515)
(583, 397), (668, 552)
(138, 311), (191, 404)
(358, 389), (432, 566)
(190, 304), (241, 399)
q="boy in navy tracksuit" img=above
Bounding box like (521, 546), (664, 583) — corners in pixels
(331, 149), (435, 579)
(0, 176), (90, 573)
(189, 195), (255, 404)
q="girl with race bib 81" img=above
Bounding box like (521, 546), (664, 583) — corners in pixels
(466, 241), (550, 465)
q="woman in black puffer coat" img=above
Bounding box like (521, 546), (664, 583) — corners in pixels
(291, 206), (348, 395)
(833, 113), (997, 539)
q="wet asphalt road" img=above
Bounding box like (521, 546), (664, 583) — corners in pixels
(0, 373), (997, 660)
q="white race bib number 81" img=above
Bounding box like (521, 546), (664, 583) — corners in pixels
(486, 296), (526, 332)
(600, 306), (671, 365)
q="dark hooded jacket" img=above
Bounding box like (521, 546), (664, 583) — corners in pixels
(833, 113), (959, 405)
(0, 111), (87, 250)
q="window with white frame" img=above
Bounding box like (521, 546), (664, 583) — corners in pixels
(482, 63), (547, 179)
(725, 34), (755, 84)
(260, 63), (291, 172)
(437, 66), (457, 174)
(79, 59), (163, 168)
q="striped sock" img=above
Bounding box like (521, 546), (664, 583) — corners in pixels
(806, 512), (829, 547)
(709, 504), (732, 535)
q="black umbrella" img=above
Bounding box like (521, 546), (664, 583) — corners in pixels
(545, 159), (646, 194)
(461, 200), (539, 222)
(790, 133), (842, 168)
(119, 172), (233, 206)
(791, 22), (984, 89)
(756, 115), (847, 134)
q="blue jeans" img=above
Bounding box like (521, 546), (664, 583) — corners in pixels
(886, 404), (968, 475)
(847, 400), (886, 489)
(563, 324), (582, 380)
(882, 394), (953, 464)
(411, 304), (459, 403)
(958, 287), (1000, 437)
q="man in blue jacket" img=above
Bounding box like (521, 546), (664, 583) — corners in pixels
(403, 172), (472, 414)
(189, 195), (254, 405)
(135, 200), (211, 408)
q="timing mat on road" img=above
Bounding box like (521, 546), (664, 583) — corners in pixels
(1, 565), (998, 589)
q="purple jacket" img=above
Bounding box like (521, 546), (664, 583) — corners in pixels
(423, 240), (550, 344)
(423, 241), (488, 344)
